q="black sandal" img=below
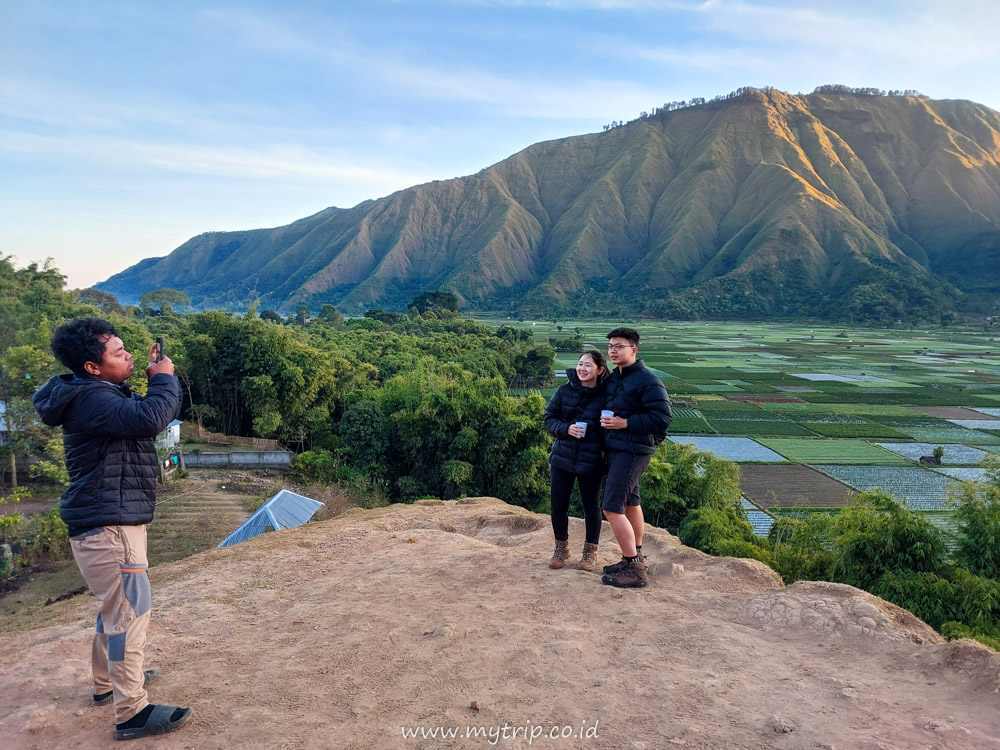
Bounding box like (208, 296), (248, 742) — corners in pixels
(115, 704), (192, 740)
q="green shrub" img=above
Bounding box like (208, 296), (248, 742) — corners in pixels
(27, 438), (70, 487)
(830, 490), (947, 590)
(678, 504), (769, 562)
(0, 543), (15, 583)
(288, 450), (354, 485)
(640, 441), (742, 533)
(340, 400), (390, 470)
(548, 335), (583, 352)
(441, 459), (474, 498)
(873, 567), (1000, 632)
(940, 621), (1000, 651)
(0, 512), (24, 537)
(0, 486), (31, 506)
(768, 515), (836, 583)
(950, 462), (1000, 579)
(713, 538), (773, 565)
(19, 508), (69, 564)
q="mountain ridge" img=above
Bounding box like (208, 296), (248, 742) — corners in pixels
(98, 87), (1000, 319)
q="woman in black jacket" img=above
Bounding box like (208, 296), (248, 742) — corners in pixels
(543, 350), (609, 571)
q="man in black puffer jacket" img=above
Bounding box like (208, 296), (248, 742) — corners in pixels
(598, 327), (671, 588)
(33, 318), (192, 740)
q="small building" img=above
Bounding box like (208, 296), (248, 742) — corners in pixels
(0, 401), (8, 446)
(156, 419), (183, 450)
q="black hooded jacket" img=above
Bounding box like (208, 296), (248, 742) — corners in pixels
(603, 359), (672, 455)
(32, 372), (182, 535)
(543, 368), (607, 476)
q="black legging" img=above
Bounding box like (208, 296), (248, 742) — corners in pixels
(550, 466), (604, 545)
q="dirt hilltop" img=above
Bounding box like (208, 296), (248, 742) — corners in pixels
(2, 497), (999, 750)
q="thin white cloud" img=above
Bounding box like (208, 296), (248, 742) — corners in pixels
(185, 6), (669, 119)
(691, 0), (1000, 68)
(0, 129), (426, 190)
(0, 76), (260, 135)
(575, 0), (1000, 108)
(422, 0), (703, 8)
(193, 7), (365, 71)
(374, 60), (662, 119)
(622, 44), (769, 74)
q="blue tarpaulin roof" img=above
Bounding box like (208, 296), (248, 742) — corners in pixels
(218, 489), (324, 548)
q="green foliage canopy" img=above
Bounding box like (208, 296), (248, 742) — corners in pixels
(951, 461), (1000, 580)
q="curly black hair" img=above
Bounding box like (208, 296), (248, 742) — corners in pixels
(51, 317), (118, 374)
(606, 327), (640, 347)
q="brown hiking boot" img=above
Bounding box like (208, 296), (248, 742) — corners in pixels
(603, 556), (626, 575)
(577, 542), (599, 571)
(549, 539), (571, 569)
(601, 557), (649, 588)
(602, 552), (646, 575)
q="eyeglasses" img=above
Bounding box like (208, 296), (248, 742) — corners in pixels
(607, 344), (634, 352)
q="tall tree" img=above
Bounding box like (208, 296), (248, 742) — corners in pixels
(139, 288), (191, 316)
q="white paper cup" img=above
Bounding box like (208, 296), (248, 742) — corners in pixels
(601, 410), (614, 419)
(575, 421), (587, 436)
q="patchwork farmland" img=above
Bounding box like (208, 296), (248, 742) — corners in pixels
(488, 318), (1000, 538)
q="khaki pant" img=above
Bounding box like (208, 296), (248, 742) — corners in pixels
(70, 525), (151, 723)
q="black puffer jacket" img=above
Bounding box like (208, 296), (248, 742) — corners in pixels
(32, 372), (182, 534)
(543, 369), (607, 476)
(604, 359), (672, 456)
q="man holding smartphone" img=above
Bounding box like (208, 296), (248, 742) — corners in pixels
(33, 318), (191, 740)
(599, 327), (672, 588)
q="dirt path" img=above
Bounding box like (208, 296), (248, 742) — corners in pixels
(1, 497), (998, 749)
(0, 495), (61, 518)
(147, 474), (255, 565)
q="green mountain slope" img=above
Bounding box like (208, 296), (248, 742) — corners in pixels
(98, 87), (1000, 319)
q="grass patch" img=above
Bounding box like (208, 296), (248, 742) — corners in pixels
(826, 403), (916, 416)
(758, 439), (910, 465)
(898, 427), (1000, 444)
(669, 416), (717, 434)
(705, 418), (816, 436)
(799, 421), (910, 439)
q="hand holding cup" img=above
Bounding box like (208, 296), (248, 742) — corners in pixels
(600, 410), (626, 430)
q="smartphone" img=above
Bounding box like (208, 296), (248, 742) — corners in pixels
(155, 337), (164, 363)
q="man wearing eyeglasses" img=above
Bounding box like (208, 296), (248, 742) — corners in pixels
(599, 327), (672, 588)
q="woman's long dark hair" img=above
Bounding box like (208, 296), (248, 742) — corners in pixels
(580, 349), (610, 385)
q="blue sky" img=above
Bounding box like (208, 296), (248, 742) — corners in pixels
(2, 0), (999, 289)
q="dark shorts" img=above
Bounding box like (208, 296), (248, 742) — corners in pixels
(601, 450), (652, 514)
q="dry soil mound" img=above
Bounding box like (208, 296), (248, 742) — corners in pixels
(2, 497), (998, 749)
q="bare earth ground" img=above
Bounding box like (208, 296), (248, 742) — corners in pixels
(2, 497), (999, 750)
(739, 465), (856, 509)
